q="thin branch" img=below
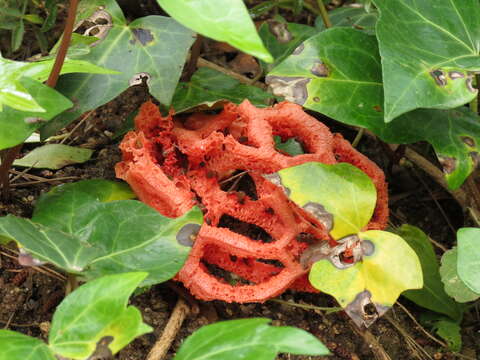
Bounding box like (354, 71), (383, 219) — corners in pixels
(412, 168), (456, 236)
(197, 57), (266, 89)
(384, 313), (432, 360)
(401, 147), (467, 207)
(269, 298), (342, 314)
(182, 35), (203, 82)
(352, 128), (365, 148)
(316, 0), (332, 28)
(469, 75), (478, 114)
(146, 297), (190, 360)
(61, 110), (95, 145)
(349, 322), (392, 360)
(45, 0), (79, 88)
(0, 247), (66, 281)
(0, 145), (22, 199)
(11, 176), (80, 187)
(395, 302), (447, 348)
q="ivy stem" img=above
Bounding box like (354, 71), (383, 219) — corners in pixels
(316, 0), (332, 28)
(65, 273), (78, 295)
(297, 1), (320, 16)
(470, 75), (479, 115)
(269, 298), (342, 314)
(181, 34), (203, 82)
(46, 0), (79, 87)
(0, 146), (22, 200)
(351, 128), (365, 148)
(0, 0), (79, 200)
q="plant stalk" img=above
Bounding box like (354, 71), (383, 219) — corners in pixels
(147, 297), (190, 360)
(65, 273), (78, 295)
(470, 74), (479, 115)
(0, 0), (79, 199)
(0, 145), (22, 200)
(46, 0), (79, 87)
(181, 34), (203, 82)
(316, 0), (332, 28)
(269, 298), (342, 314)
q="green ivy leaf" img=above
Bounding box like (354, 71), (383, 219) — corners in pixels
(267, 27), (480, 189)
(41, 0), (195, 139)
(267, 28), (383, 123)
(249, 1), (276, 19)
(41, 0), (58, 32)
(49, 33), (99, 58)
(157, 0), (273, 63)
(171, 67), (275, 113)
(23, 14), (43, 24)
(315, 5), (377, 34)
(274, 136), (304, 156)
(0, 216), (99, 273)
(11, 19), (24, 52)
(33, 179), (135, 230)
(373, 0), (480, 121)
(0, 331), (55, 360)
(12, 144), (93, 169)
(375, 107), (480, 190)
(0, 77), (72, 150)
(399, 225), (465, 319)
(277, 162), (376, 238)
(259, 22), (317, 72)
(309, 230), (422, 326)
(48, 272), (152, 359)
(174, 318), (329, 360)
(432, 319), (462, 352)
(0, 53), (117, 113)
(0, 180), (203, 284)
(77, 201), (202, 285)
(457, 227), (480, 293)
(440, 247), (480, 303)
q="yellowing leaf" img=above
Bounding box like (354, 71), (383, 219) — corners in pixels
(309, 230), (422, 327)
(278, 162), (376, 238)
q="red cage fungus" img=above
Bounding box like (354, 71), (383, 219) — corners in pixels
(116, 100), (388, 303)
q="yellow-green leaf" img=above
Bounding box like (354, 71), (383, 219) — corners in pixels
(277, 162), (376, 238)
(309, 230), (422, 326)
(48, 272), (152, 359)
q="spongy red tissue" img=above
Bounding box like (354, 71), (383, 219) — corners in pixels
(116, 100), (388, 303)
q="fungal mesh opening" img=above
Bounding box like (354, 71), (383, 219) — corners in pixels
(256, 259), (284, 268)
(273, 135), (306, 156)
(153, 142), (165, 165)
(201, 260), (254, 285)
(218, 214), (274, 243)
(202, 244), (285, 285)
(219, 170), (258, 200)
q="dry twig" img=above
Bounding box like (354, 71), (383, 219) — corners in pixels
(385, 314), (432, 360)
(349, 323), (392, 360)
(395, 302), (447, 348)
(11, 176), (80, 187)
(0, 248), (66, 281)
(197, 57), (266, 89)
(146, 298), (190, 360)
